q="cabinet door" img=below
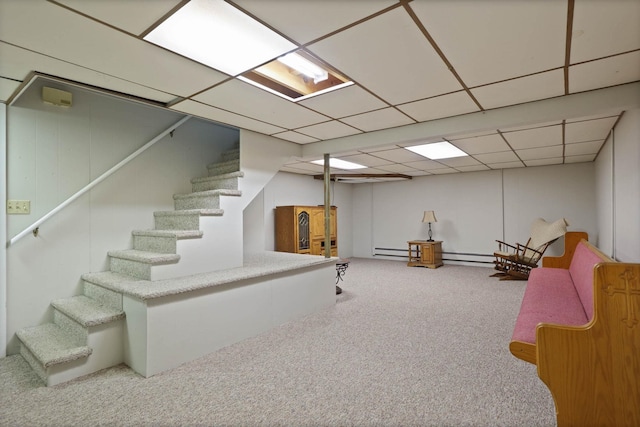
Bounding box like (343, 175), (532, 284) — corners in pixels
(296, 209), (311, 252)
(421, 244), (435, 263)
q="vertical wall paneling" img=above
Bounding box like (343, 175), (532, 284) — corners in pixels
(1, 103), (7, 356)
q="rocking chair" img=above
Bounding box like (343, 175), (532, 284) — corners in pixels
(492, 218), (569, 280)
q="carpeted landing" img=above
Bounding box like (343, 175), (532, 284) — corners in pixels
(0, 258), (556, 427)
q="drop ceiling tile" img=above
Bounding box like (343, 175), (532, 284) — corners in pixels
(56, 0), (182, 35)
(502, 125), (563, 150)
(170, 99), (286, 135)
(295, 121), (361, 140)
(0, 1), (229, 97)
(405, 160), (448, 171)
(358, 145), (401, 154)
(369, 148), (427, 163)
(471, 69), (564, 110)
(194, 79), (329, 129)
(397, 91), (479, 122)
(565, 140), (605, 156)
(410, 1), (566, 87)
(449, 134), (510, 155)
(565, 116), (618, 143)
(456, 165), (491, 172)
(569, 51), (640, 94)
(565, 154), (596, 163)
(487, 161), (526, 170)
(570, 0), (640, 63)
(499, 120), (563, 133)
(376, 163), (421, 173)
(566, 113), (620, 123)
(523, 158), (563, 167)
(447, 130), (498, 141)
(272, 131), (320, 144)
(298, 85), (387, 119)
(281, 161), (325, 173)
(307, 7), (462, 105)
(339, 153), (394, 167)
(516, 145), (563, 160)
(428, 168), (458, 175)
(0, 43), (177, 103)
(475, 151), (520, 164)
(234, 0), (397, 44)
(437, 156), (482, 167)
(340, 108), (414, 132)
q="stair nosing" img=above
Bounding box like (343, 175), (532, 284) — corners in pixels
(17, 324), (93, 368)
(132, 230), (204, 239)
(173, 189), (242, 200)
(108, 249), (181, 264)
(51, 296), (125, 327)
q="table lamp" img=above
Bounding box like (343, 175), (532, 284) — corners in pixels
(422, 210), (437, 242)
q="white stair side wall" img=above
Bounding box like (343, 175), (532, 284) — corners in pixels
(237, 129), (301, 211)
(47, 319), (124, 386)
(123, 263), (336, 378)
(149, 196), (244, 280)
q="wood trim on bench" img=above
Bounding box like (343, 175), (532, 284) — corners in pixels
(541, 231), (589, 268)
(509, 340), (536, 364)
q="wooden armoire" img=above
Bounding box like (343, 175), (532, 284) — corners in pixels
(275, 205), (337, 256)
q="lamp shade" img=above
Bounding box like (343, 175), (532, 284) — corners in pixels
(422, 210), (437, 223)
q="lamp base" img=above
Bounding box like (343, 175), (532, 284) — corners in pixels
(427, 223), (434, 242)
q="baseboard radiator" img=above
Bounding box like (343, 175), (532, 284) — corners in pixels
(373, 247), (494, 265)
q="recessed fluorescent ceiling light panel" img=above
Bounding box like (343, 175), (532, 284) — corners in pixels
(144, 0), (296, 76)
(312, 158), (366, 170)
(405, 141), (468, 160)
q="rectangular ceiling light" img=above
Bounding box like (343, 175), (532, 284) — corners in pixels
(144, 0), (296, 76)
(312, 158), (367, 170)
(405, 141), (468, 160)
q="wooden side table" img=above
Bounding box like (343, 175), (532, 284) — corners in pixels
(407, 240), (443, 269)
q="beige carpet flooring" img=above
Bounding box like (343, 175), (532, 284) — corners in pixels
(0, 258), (556, 426)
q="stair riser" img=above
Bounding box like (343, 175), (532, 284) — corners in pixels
(110, 258), (152, 280)
(20, 345), (47, 383)
(192, 177), (239, 192)
(154, 213), (200, 230)
(54, 311), (87, 347)
(84, 283), (123, 311)
(208, 160), (239, 176)
(174, 195), (220, 211)
(133, 235), (177, 254)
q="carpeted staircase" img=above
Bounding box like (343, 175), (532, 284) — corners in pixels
(16, 148), (243, 386)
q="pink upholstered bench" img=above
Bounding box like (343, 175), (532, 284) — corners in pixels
(510, 237), (603, 358)
(508, 233), (640, 427)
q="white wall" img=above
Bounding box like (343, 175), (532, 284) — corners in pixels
(352, 163), (596, 263)
(1, 103), (7, 357)
(596, 109), (640, 262)
(5, 85), (239, 355)
(262, 172), (354, 258)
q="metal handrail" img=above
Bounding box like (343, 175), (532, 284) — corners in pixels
(8, 115), (191, 247)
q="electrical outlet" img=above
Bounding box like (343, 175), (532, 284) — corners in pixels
(7, 200), (31, 214)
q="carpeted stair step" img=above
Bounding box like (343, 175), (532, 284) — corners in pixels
(132, 229), (204, 253)
(83, 271), (144, 293)
(153, 209), (224, 230)
(191, 171), (244, 192)
(108, 249), (181, 280)
(220, 148), (239, 162)
(173, 189), (241, 211)
(207, 159), (240, 176)
(51, 296), (125, 328)
(16, 323), (92, 371)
